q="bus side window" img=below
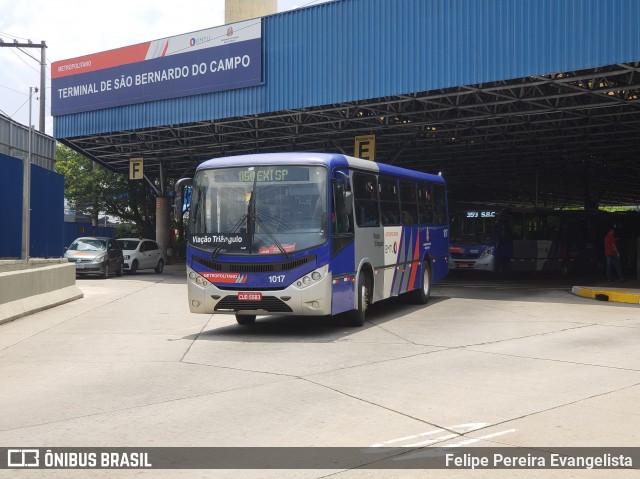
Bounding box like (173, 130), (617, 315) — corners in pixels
(418, 183), (433, 224)
(501, 214), (523, 240)
(379, 177), (401, 226)
(353, 172), (380, 227)
(400, 180), (418, 226)
(546, 216), (560, 241)
(431, 184), (447, 225)
(332, 180), (353, 234)
(525, 214), (544, 240)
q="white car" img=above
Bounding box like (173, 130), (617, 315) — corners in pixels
(117, 238), (165, 274)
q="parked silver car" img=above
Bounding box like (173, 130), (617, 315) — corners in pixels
(64, 236), (124, 278)
(117, 238), (165, 274)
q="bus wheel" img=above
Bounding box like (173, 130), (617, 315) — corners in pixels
(349, 274), (369, 327)
(411, 264), (431, 304)
(235, 314), (256, 325)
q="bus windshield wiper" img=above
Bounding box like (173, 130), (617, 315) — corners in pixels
(210, 212), (248, 259)
(253, 212), (292, 258)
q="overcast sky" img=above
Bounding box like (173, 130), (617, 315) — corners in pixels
(0, 0), (334, 135)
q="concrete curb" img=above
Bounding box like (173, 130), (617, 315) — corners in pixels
(0, 285), (84, 325)
(571, 286), (640, 305)
(0, 262), (84, 325)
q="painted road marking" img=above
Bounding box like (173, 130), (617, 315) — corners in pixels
(443, 428), (517, 447)
(370, 422), (516, 449)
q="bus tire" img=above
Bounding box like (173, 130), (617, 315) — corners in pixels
(349, 274), (369, 327)
(411, 263), (431, 304)
(235, 314), (256, 325)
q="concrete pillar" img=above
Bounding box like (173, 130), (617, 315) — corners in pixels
(155, 197), (169, 256)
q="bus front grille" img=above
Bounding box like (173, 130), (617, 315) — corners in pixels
(215, 296), (293, 313)
(194, 254), (315, 273)
(451, 252), (479, 260)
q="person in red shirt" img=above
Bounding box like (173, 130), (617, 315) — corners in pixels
(604, 228), (623, 282)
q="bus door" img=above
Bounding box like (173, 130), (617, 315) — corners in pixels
(497, 212), (522, 272)
(330, 171), (355, 315)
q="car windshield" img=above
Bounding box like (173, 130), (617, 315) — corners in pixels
(69, 239), (107, 251)
(117, 240), (140, 251)
(188, 165), (328, 255)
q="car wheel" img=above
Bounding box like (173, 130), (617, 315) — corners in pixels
(116, 261), (123, 277)
(235, 314), (256, 325)
(130, 260), (138, 274)
(154, 259), (164, 274)
(102, 263), (110, 279)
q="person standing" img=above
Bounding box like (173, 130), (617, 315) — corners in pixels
(604, 228), (624, 282)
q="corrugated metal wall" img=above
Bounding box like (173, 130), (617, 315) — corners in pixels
(1, 114), (56, 170)
(55, 0), (640, 138)
(0, 152), (64, 259)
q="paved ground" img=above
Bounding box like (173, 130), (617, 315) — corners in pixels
(0, 265), (638, 478)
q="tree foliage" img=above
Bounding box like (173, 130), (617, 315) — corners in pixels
(55, 143), (157, 238)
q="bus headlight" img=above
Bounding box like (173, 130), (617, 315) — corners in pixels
(480, 246), (494, 258)
(294, 265), (328, 290)
(188, 271), (210, 288)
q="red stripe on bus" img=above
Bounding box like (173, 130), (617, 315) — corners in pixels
(407, 230), (421, 290)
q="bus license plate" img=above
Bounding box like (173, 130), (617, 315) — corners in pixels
(238, 292), (262, 301)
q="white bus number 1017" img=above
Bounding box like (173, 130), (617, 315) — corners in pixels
(269, 275), (285, 283)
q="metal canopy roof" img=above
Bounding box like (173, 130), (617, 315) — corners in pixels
(62, 61), (640, 208)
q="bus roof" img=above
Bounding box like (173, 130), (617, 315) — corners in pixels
(196, 152), (445, 184)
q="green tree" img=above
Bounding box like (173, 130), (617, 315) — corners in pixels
(55, 143), (157, 238)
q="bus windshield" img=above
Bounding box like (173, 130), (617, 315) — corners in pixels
(450, 209), (498, 244)
(188, 165), (328, 255)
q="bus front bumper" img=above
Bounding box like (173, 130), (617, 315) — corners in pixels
(450, 254), (496, 272)
(186, 266), (333, 316)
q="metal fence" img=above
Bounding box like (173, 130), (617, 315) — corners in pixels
(0, 152), (64, 259)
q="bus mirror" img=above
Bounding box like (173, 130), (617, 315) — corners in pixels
(334, 170), (351, 191)
(174, 177), (192, 220)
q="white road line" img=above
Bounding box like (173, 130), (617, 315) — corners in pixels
(403, 433), (458, 447)
(370, 423), (488, 448)
(444, 429), (517, 447)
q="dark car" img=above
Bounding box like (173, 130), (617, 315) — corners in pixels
(64, 236), (124, 278)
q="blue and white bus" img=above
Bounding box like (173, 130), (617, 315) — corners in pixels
(178, 152), (449, 326)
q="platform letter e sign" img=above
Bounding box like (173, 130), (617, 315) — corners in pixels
(354, 135), (375, 161)
(130, 158), (144, 180)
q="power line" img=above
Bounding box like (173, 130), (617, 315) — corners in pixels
(0, 83), (28, 95)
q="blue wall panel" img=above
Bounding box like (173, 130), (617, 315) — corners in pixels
(0, 155), (64, 258)
(55, 0), (640, 138)
(0, 153), (23, 258)
(30, 165), (64, 258)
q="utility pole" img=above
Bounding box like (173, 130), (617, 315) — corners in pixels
(0, 39), (47, 133)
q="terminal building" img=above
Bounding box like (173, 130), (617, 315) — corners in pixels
(32, 0), (640, 256)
